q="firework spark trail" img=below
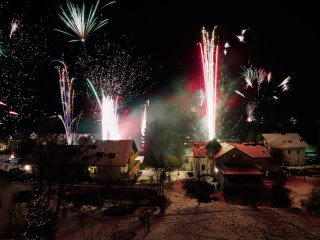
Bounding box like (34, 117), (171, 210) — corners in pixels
(278, 76), (291, 92)
(54, 60), (80, 145)
(234, 90), (246, 98)
(55, 0), (115, 42)
(246, 101), (257, 122)
(102, 95), (120, 140)
(0, 42), (6, 57)
(140, 100), (149, 151)
(9, 18), (21, 39)
(0, 101), (7, 106)
(199, 27), (219, 140)
(9, 111), (19, 116)
(236, 28), (249, 43)
(87, 79), (120, 140)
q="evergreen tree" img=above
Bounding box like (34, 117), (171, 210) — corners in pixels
(25, 189), (55, 240)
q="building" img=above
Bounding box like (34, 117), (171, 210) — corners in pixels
(212, 142), (269, 190)
(80, 140), (141, 182)
(262, 133), (309, 166)
(0, 137), (9, 153)
(191, 141), (209, 177)
(190, 139), (221, 177)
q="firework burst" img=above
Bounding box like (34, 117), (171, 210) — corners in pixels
(80, 43), (150, 109)
(199, 27), (219, 140)
(55, 0), (115, 42)
(236, 65), (290, 122)
(87, 79), (120, 140)
(53, 60), (81, 145)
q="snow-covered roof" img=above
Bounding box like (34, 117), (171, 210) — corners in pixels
(81, 140), (138, 167)
(214, 142), (235, 159)
(233, 143), (271, 158)
(262, 133), (309, 149)
(191, 141), (208, 158)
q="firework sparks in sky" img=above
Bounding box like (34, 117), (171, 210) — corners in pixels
(9, 18), (21, 39)
(0, 18), (49, 122)
(81, 43), (149, 110)
(54, 60), (80, 145)
(87, 79), (120, 140)
(199, 26), (219, 140)
(237, 65), (290, 122)
(55, 0), (115, 42)
(236, 28), (249, 43)
(278, 76), (291, 92)
(223, 41), (230, 55)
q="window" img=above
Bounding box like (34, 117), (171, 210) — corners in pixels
(288, 150), (291, 155)
(201, 164), (206, 171)
(297, 150), (300, 154)
(108, 152), (116, 159)
(96, 152), (103, 157)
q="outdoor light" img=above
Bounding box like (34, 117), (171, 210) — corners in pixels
(214, 167), (218, 173)
(24, 165), (32, 172)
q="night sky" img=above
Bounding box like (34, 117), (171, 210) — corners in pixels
(0, 0), (319, 141)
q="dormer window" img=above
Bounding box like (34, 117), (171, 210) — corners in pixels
(108, 152), (116, 159)
(96, 152), (103, 157)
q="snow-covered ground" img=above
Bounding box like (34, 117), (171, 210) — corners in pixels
(56, 177), (320, 240)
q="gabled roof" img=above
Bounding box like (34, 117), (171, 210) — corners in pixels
(81, 140), (138, 167)
(262, 133), (309, 149)
(191, 141), (208, 158)
(214, 142), (270, 159)
(214, 142), (235, 159)
(232, 143), (271, 158)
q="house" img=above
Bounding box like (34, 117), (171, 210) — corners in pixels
(80, 140), (141, 181)
(191, 139), (221, 177)
(0, 137), (9, 153)
(212, 142), (269, 190)
(262, 133), (309, 166)
(191, 141), (209, 177)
